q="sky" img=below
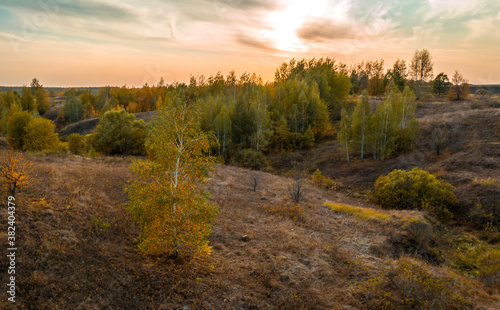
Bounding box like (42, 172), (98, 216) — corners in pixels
(0, 0), (499, 87)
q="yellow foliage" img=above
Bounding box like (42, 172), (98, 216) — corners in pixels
(264, 203), (304, 221)
(23, 118), (60, 152)
(0, 150), (33, 196)
(472, 177), (500, 188)
(127, 97), (218, 258)
(373, 167), (456, 222)
(325, 202), (390, 222)
(312, 169), (335, 189)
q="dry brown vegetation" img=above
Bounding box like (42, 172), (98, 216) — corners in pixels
(269, 97), (500, 231)
(0, 151), (497, 309)
(0, 98), (498, 309)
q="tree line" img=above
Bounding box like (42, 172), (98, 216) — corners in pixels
(0, 50), (472, 163)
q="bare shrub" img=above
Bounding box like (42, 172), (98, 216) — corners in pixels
(288, 163), (305, 203)
(430, 126), (449, 155)
(250, 173), (260, 191)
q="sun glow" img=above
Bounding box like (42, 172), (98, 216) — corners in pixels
(262, 0), (351, 52)
(264, 2), (307, 51)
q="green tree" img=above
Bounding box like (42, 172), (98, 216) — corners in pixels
(21, 86), (36, 112)
(352, 90), (372, 161)
(390, 59), (408, 92)
(302, 125), (315, 149)
(130, 119), (147, 156)
(337, 108), (353, 165)
(63, 90), (84, 123)
(91, 109), (146, 155)
(6, 111), (33, 150)
(431, 73), (450, 97)
(250, 89), (271, 152)
(369, 100), (396, 160)
(127, 96), (218, 257)
(215, 104), (232, 156)
(68, 133), (88, 155)
(307, 82), (330, 138)
(35, 88), (50, 115)
(393, 86), (419, 153)
(23, 118), (60, 152)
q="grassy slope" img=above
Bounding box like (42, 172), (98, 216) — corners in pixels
(0, 97), (498, 309)
(0, 153), (498, 309)
(268, 98), (500, 230)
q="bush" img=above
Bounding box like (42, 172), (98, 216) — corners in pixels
(67, 133), (88, 155)
(231, 149), (269, 170)
(90, 109), (146, 155)
(264, 203), (304, 221)
(475, 88), (492, 100)
(373, 167), (456, 222)
(23, 118), (60, 152)
(356, 259), (475, 309)
(6, 111), (33, 150)
(312, 169), (335, 189)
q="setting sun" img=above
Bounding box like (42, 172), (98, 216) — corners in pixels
(263, 1), (309, 52)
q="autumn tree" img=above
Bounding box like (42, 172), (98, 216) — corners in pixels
(410, 49), (433, 100)
(448, 70), (469, 101)
(79, 89), (98, 118)
(431, 73), (450, 97)
(386, 59), (408, 91)
(127, 95), (218, 258)
(6, 111), (33, 150)
(367, 59), (385, 97)
(0, 150), (33, 196)
(23, 118), (60, 152)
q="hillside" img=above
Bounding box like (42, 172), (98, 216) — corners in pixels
(268, 98), (500, 231)
(55, 111), (157, 138)
(0, 98), (498, 309)
(0, 152), (498, 309)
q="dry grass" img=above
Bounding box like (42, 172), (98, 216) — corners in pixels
(326, 202), (392, 222)
(0, 150), (497, 309)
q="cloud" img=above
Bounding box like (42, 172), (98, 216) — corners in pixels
(0, 0), (140, 22)
(296, 18), (356, 42)
(235, 34), (278, 52)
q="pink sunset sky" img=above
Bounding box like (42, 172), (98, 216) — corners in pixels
(1, 0), (499, 87)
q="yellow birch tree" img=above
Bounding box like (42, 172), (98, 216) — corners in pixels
(127, 94), (218, 258)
